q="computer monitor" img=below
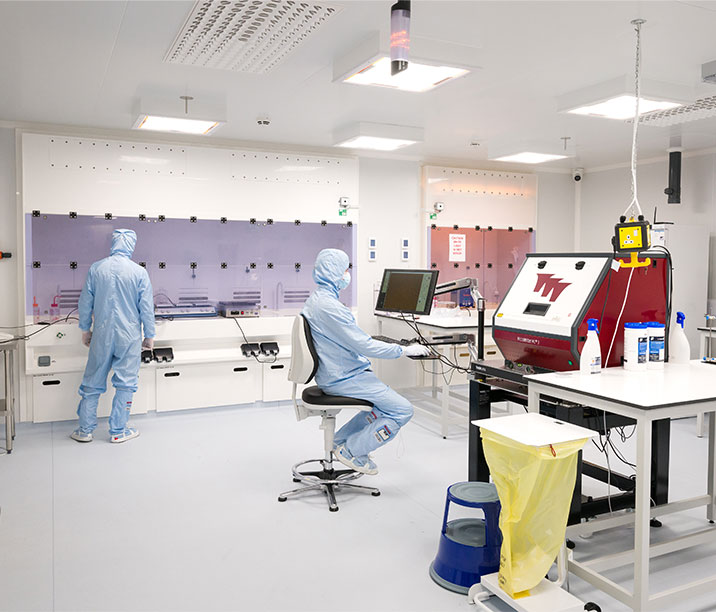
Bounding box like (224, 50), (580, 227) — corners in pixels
(375, 269), (439, 316)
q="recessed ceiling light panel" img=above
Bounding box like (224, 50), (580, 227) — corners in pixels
(133, 115), (222, 135)
(165, 0), (340, 74)
(344, 57), (468, 93)
(333, 123), (423, 151)
(558, 76), (694, 121)
(492, 152), (568, 164)
(568, 95), (681, 120)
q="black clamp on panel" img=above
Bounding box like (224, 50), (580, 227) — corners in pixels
(241, 343), (260, 358)
(260, 342), (279, 357)
(153, 347), (174, 363)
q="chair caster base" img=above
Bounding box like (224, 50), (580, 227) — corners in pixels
(566, 539), (576, 549)
(584, 603), (601, 612)
(650, 518), (662, 528)
(329, 506), (339, 512)
(278, 496), (287, 502)
(293, 478), (301, 483)
(371, 491), (381, 497)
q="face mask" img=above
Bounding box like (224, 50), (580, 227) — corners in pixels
(337, 271), (351, 291)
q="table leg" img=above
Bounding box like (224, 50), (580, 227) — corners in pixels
(4, 349), (12, 453)
(634, 416), (652, 610)
(469, 378), (491, 482)
(527, 385), (539, 413)
(708, 410), (716, 521)
(441, 354), (450, 439)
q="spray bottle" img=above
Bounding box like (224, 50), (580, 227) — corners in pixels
(580, 318), (602, 374)
(669, 311), (691, 364)
(33, 296), (41, 324)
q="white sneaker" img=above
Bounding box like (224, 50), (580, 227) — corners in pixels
(70, 429), (93, 443)
(333, 444), (378, 475)
(110, 428), (140, 444)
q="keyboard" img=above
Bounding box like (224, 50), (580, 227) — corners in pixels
(371, 335), (418, 346)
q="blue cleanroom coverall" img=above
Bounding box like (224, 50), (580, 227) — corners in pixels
(302, 248), (413, 457)
(76, 229), (156, 436)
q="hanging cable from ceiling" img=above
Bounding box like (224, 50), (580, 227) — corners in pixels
(623, 18), (646, 219)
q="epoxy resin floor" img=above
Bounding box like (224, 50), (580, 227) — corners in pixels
(2, 398), (716, 612)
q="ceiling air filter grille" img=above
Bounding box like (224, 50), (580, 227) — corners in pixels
(165, 0), (339, 74)
(639, 96), (716, 127)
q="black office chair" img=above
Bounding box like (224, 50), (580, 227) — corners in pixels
(278, 315), (380, 512)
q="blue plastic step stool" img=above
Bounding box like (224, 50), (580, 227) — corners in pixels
(429, 481), (501, 594)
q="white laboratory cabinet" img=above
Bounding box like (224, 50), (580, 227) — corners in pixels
(32, 370), (153, 423)
(22, 316), (300, 423)
(156, 361), (261, 413)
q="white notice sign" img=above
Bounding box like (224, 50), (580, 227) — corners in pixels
(449, 234), (466, 262)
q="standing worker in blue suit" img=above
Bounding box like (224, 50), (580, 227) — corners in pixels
(302, 248), (430, 475)
(71, 229), (156, 444)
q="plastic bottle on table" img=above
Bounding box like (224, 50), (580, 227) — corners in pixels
(624, 322), (648, 371)
(580, 318), (601, 374)
(646, 322), (665, 370)
(49, 296), (60, 322)
(33, 296), (41, 324)
(669, 311), (691, 364)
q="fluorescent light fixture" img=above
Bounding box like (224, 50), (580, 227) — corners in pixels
(568, 95), (680, 120)
(133, 115), (221, 135)
(344, 56), (468, 93)
(558, 76), (694, 120)
(493, 152), (568, 164)
(333, 122), (423, 151)
(333, 32), (475, 93)
(489, 139), (574, 165)
(132, 95), (226, 135)
(335, 135), (417, 151)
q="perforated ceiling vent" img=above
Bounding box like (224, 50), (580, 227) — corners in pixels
(165, 0), (339, 74)
(638, 96), (716, 127)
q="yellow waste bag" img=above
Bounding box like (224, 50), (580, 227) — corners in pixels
(481, 429), (587, 599)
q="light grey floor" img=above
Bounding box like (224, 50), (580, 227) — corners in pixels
(1, 396), (716, 612)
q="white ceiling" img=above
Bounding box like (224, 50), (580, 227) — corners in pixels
(2, 0), (716, 169)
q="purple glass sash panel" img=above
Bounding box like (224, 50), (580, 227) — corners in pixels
(26, 214), (357, 316)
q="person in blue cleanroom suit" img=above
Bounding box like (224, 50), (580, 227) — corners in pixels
(70, 229), (155, 444)
(302, 248), (430, 475)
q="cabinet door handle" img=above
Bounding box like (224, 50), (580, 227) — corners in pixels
(270, 364), (284, 370)
(42, 380), (61, 386)
(164, 372), (180, 378)
(233, 367), (248, 372)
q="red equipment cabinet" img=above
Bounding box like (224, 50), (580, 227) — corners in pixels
(492, 252), (669, 371)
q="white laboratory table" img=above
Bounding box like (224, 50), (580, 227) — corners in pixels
(375, 310), (498, 438)
(0, 332), (17, 453)
(526, 362), (716, 611)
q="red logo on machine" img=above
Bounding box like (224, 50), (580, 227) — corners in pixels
(534, 274), (571, 302)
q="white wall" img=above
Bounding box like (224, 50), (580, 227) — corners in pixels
(356, 158), (423, 388)
(535, 171), (575, 253)
(356, 157), (422, 333)
(0, 128), (16, 324)
(580, 154), (716, 351)
(0, 128), (17, 397)
(581, 154), (716, 300)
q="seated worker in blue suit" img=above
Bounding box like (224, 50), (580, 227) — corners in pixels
(302, 248), (430, 475)
(71, 229), (156, 444)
